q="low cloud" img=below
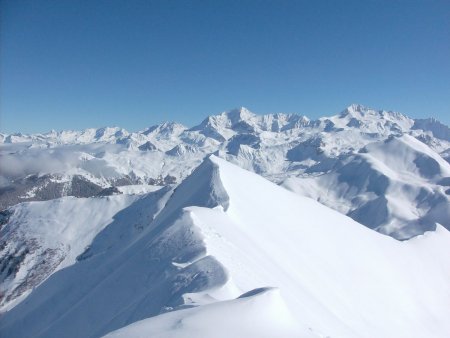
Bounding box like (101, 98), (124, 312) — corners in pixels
(0, 147), (82, 179)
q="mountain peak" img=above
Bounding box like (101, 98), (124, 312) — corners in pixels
(340, 103), (375, 118)
(412, 117), (450, 141)
(189, 108), (257, 141)
(161, 155), (230, 213)
(142, 121), (187, 137)
(224, 107), (256, 123)
(346, 103), (368, 113)
(333, 104), (413, 133)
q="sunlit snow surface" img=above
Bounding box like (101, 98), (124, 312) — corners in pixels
(1, 156), (449, 338)
(282, 134), (450, 239)
(103, 288), (313, 338)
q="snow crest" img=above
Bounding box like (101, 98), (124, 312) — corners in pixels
(1, 156), (450, 338)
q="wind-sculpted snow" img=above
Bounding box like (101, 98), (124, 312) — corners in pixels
(0, 158), (232, 337)
(1, 104), (450, 238)
(1, 156), (450, 338)
(103, 288), (310, 338)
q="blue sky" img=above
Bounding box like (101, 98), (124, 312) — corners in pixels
(1, 0), (449, 133)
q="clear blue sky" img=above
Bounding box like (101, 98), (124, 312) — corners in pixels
(1, 0), (449, 133)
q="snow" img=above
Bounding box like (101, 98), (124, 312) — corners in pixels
(116, 184), (163, 194)
(1, 156), (450, 338)
(199, 156), (450, 337)
(282, 134), (450, 239)
(412, 117), (450, 141)
(103, 288), (313, 338)
(0, 194), (140, 311)
(2, 106), (448, 239)
(2, 104), (450, 337)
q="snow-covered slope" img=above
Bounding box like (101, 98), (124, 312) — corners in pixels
(1, 104), (449, 240)
(103, 288), (311, 338)
(0, 185), (174, 312)
(1, 156), (449, 338)
(0, 193), (156, 311)
(283, 134), (450, 239)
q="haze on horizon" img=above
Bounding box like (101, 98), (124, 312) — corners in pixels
(1, 0), (449, 133)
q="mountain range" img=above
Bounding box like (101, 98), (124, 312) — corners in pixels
(1, 104), (449, 239)
(1, 104), (450, 337)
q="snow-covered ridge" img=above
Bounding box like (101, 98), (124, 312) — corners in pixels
(1, 156), (450, 338)
(103, 288), (306, 338)
(412, 117), (450, 141)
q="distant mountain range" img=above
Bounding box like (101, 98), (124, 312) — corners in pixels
(1, 104), (449, 239)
